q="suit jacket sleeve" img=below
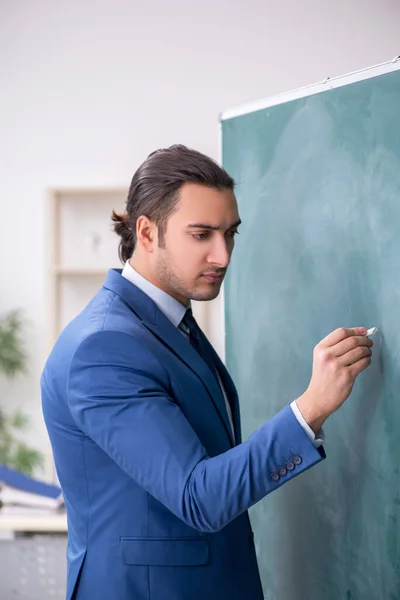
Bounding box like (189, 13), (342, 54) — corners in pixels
(67, 329), (325, 533)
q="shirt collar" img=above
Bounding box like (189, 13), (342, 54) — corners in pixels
(121, 261), (188, 328)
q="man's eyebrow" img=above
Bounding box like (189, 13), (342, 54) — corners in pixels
(187, 219), (242, 230)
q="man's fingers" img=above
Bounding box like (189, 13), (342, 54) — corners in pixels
(348, 355), (372, 378)
(334, 335), (373, 358)
(319, 327), (367, 348)
(340, 345), (372, 366)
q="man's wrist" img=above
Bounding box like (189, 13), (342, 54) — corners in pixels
(295, 392), (327, 435)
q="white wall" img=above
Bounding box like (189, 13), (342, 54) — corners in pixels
(1, 0), (399, 475)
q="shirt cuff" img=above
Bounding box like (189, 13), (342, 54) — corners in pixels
(290, 400), (325, 448)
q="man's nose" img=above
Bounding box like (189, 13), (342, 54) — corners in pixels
(207, 236), (231, 268)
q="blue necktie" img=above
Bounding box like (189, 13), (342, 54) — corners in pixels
(181, 308), (235, 443)
(180, 309), (219, 382)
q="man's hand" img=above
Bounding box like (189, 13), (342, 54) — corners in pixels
(296, 327), (373, 433)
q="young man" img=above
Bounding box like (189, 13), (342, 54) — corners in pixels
(41, 145), (373, 600)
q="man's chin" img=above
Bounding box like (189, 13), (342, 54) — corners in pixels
(191, 285), (222, 302)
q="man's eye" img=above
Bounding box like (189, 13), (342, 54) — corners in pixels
(193, 232), (210, 240)
(227, 230), (239, 238)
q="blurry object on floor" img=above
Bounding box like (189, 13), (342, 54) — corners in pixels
(0, 534), (67, 599)
(0, 464), (64, 514)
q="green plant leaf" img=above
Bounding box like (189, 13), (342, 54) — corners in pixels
(0, 310), (27, 378)
(11, 444), (44, 476)
(9, 410), (29, 430)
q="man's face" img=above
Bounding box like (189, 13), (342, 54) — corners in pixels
(153, 183), (240, 305)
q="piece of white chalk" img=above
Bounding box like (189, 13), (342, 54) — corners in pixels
(366, 327), (378, 336)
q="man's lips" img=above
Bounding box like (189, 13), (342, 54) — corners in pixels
(201, 272), (225, 282)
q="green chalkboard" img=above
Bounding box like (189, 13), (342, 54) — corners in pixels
(222, 67), (400, 600)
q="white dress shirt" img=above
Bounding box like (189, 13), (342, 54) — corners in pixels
(121, 261), (324, 448)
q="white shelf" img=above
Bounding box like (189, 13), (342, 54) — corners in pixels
(52, 266), (110, 276)
(51, 187), (125, 199)
(46, 187), (126, 343)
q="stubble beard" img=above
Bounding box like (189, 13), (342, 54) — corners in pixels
(155, 250), (222, 304)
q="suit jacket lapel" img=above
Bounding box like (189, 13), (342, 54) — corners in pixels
(102, 269), (234, 447)
(198, 334), (242, 445)
(144, 318), (235, 447)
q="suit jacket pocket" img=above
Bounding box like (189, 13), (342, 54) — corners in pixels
(120, 537), (209, 566)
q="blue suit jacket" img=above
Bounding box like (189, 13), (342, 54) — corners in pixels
(41, 269), (325, 600)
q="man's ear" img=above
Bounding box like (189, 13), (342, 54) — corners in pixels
(136, 216), (158, 253)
